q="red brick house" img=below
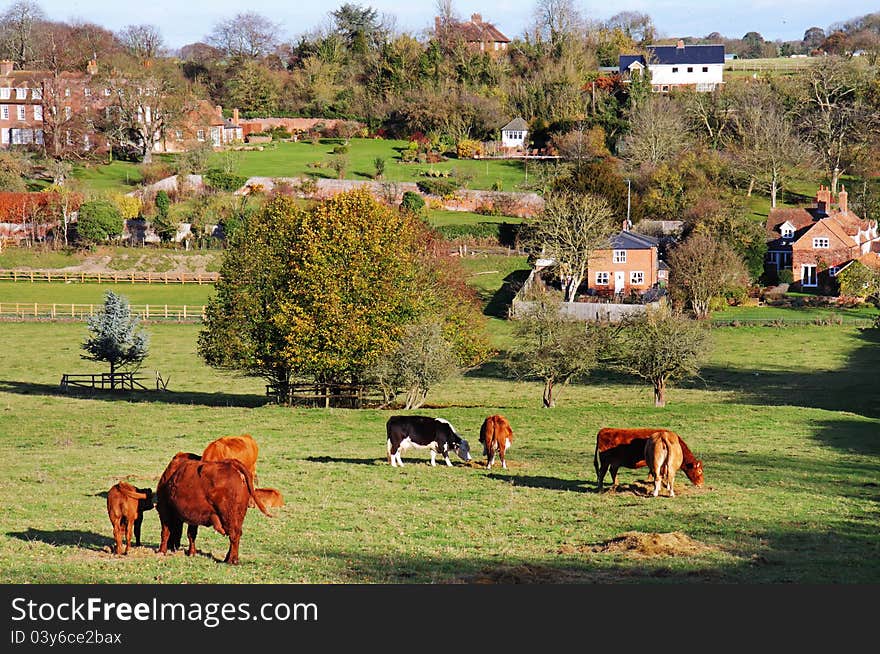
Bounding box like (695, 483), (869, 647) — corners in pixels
(438, 13), (510, 56)
(154, 102), (243, 153)
(0, 59), (108, 156)
(765, 185), (879, 292)
(587, 228), (664, 296)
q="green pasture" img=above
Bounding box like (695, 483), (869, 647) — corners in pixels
(0, 312), (877, 583)
(0, 281), (215, 306)
(712, 303), (880, 323)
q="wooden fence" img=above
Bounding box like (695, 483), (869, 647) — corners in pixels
(0, 270), (219, 284)
(0, 302), (206, 321)
(60, 371), (169, 392)
(266, 382), (385, 408)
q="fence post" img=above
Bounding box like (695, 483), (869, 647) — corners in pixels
(34, 302), (37, 317)
(165, 305), (168, 319)
(52, 303), (56, 318)
(146, 304), (149, 319)
(183, 305), (187, 320)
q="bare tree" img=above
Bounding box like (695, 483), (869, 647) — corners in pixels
(520, 190), (618, 303)
(731, 85), (813, 207)
(606, 11), (656, 44)
(530, 0), (583, 47)
(206, 12), (281, 60)
(0, 0), (46, 67)
(119, 24), (165, 61)
(667, 232), (750, 320)
(506, 289), (609, 408)
(620, 94), (691, 169)
(615, 304), (710, 407)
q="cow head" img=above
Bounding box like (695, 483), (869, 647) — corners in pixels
(455, 438), (472, 462)
(682, 460), (704, 487)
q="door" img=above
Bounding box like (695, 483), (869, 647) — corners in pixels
(614, 271), (625, 294)
(801, 265), (817, 287)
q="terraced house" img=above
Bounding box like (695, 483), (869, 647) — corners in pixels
(765, 185), (879, 293)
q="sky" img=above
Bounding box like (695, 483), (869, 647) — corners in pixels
(25, 0), (880, 51)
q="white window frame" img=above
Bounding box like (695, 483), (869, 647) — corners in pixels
(33, 105), (41, 121)
(64, 106), (72, 120)
(104, 88), (111, 96)
(630, 271), (645, 285)
(595, 271), (609, 285)
(196, 129), (205, 142)
(0, 105), (8, 120)
(812, 237), (829, 249)
(613, 250), (627, 263)
(31, 88), (41, 99)
(781, 227), (794, 238)
(0, 88), (9, 99)
(16, 105), (25, 120)
(16, 87), (26, 99)
(84, 87), (91, 97)
(801, 264), (817, 287)
(64, 88), (71, 97)
(829, 266), (839, 277)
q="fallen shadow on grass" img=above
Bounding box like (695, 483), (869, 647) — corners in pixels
(482, 269), (531, 318)
(487, 473), (590, 493)
(0, 380), (270, 409)
(8, 528), (113, 551)
(305, 456), (387, 466)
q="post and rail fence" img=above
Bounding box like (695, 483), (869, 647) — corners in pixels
(0, 302), (207, 322)
(60, 371), (170, 392)
(0, 269), (219, 284)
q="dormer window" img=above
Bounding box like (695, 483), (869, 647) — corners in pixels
(812, 237), (829, 249)
(780, 222), (795, 239)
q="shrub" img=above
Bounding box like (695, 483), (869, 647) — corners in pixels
(76, 200), (123, 245)
(416, 178), (459, 198)
(110, 193), (141, 220)
(456, 139), (483, 159)
(138, 162), (174, 185)
(332, 145), (349, 155)
(204, 170), (248, 192)
(778, 269), (794, 285)
(399, 191), (426, 216)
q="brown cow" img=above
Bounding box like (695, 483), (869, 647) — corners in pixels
(645, 431), (684, 497)
(479, 414), (514, 470)
(156, 452), (272, 564)
(106, 481), (154, 555)
(593, 427), (704, 492)
(253, 487), (284, 508)
(202, 434), (260, 482)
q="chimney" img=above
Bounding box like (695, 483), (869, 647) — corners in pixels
(87, 59), (98, 75)
(215, 105), (223, 118)
(676, 39), (685, 49)
(471, 13), (482, 23)
(0, 60), (13, 76)
(838, 185), (848, 214)
(232, 108), (239, 126)
(622, 219), (629, 232)
(816, 185), (829, 213)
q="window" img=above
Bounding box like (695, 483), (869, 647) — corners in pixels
(801, 264), (817, 287)
(812, 237), (829, 249)
(174, 129), (183, 140)
(494, 42), (499, 51)
(687, 66), (694, 73)
(0, 105), (7, 120)
(595, 271), (609, 285)
(630, 271), (645, 285)
(17, 105), (25, 120)
(65, 130), (72, 146)
(84, 87), (91, 97)
(64, 106), (72, 120)
(33, 105), (41, 121)
(64, 88), (70, 97)
(672, 67), (679, 73)
(781, 226), (794, 238)
(613, 250), (627, 263)
(16, 87), (26, 99)
(83, 134), (90, 150)
(31, 88), (41, 99)
(829, 266), (839, 277)
(702, 66), (709, 72)
(196, 129), (205, 142)
(104, 88), (111, 96)
(661, 85), (669, 92)
(0, 88), (9, 99)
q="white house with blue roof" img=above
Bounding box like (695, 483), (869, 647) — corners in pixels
(620, 41), (725, 93)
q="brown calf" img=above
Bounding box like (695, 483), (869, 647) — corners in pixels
(253, 487), (284, 508)
(645, 431), (684, 497)
(106, 481), (154, 555)
(479, 414), (514, 470)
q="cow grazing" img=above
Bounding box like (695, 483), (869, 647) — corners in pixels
(593, 427), (704, 492)
(156, 452), (272, 564)
(479, 414), (514, 470)
(386, 415), (472, 467)
(106, 481), (154, 555)
(254, 487), (284, 508)
(645, 431), (684, 497)
(202, 434), (259, 482)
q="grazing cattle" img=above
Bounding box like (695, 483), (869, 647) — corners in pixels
(645, 431), (684, 497)
(386, 415), (472, 467)
(254, 487), (284, 508)
(156, 452), (272, 564)
(479, 414), (514, 470)
(106, 481), (154, 555)
(593, 427), (704, 492)
(202, 434), (260, 482)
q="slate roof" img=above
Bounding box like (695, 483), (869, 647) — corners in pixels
(501, 117), (528, 132)
(620, 44), (725, 69)
(608, 231), (658, 250)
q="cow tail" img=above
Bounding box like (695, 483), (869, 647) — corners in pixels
(593, 441), (601, 480)
(231, 460), (273, 517)
(480, 419), (489, 455)
(118, 483), (148, 501)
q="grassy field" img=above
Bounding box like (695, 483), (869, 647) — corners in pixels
(0, 281), (877, 583)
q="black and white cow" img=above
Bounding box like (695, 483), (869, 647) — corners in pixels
(386, 415), (472, 467)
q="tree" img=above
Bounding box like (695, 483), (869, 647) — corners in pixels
(118, 24), (165, 61)
(506, 289), (608, 408)
(530, 0), (583, 49)
(620, 94), (691, 169)
(198, 189), (489, 399)
(837, 261), (880, 302)
(0, 151), (30, 192)
(331, 3), (387, 53)
(519, 190), (618, 302)
(152, 190), (176, 242)
(81, 291), (150, 385)
(76, 199), (123, 246)
(606, 11), (656, 44)
(225, 60), (282, 115)
(206, 12), (280, 60)
(802, 27), (826, 52)
(399, 190), (425, 216)
(667, 232), (749, 319)
(370, 320), (458, 409)
(0, 0), (46, 67)
(373, 156), (385, 179)
(614, 304), (710, 407)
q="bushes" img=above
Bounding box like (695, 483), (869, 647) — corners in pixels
(416, 178), (459, 198)
(138, 162), (174, 185)
(110, 193), (141, 220)
(204, 170), (248, 192)
(399, 191), (425, 216)
(76, 200), (123, 245)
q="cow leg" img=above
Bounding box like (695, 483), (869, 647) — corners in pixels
(486, 446), (494, 469)
(158, 522), (171, 554)
(610, 466), (620, 491)
(186, 525), (198, 557)
(112, 520), (125, 555)
(134, 514), (143, 546)
(596, 460), (609, 492)
(125, 519), (135, 555)
(430, 450), (437, 466)
(224, 528), (242, 565)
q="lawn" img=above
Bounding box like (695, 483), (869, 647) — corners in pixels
(0, 312), (877, 583)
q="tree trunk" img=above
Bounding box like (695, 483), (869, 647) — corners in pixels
(831, 167), (840, 195)
(770, 173), (778, 209)
(746, 177), (755, 197)
(653, 380), (666, 407)
(542, 379), (555, 408)
(565, 275), (582, 303)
